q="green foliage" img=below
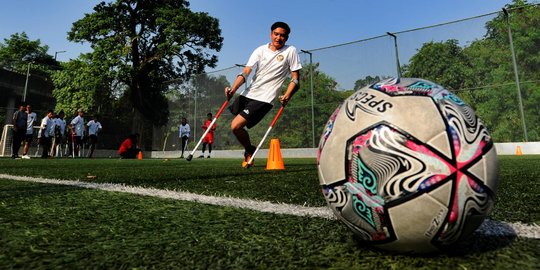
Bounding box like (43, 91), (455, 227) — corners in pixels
(66, 0), (224, 126)
(403, 1), (539, 142)
(0, 32), (60, 77)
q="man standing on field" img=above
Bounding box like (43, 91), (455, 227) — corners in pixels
(22, 103), (37, 159)
(199, 112), (216, 159)
(70, 109), (85, 157)
(225, 21), (301, 167)
(11, 102), (27, 159)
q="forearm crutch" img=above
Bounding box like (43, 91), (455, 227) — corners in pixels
(245, 105), (285, 168)
(186, 99), (230, 161)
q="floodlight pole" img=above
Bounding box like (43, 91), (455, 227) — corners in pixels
(301, 49), (316, 148)
(23, 62), (31, 102)
(503, 8), (528, 142)
(54, 50), (66, 60)
(386, 32), (402, 78)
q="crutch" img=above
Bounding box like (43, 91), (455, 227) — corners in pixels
(187, 98), (230, 161)
(244, 105), (285, 168)
(71, 132), (75, 158)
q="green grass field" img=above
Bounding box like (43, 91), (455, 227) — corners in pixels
(0, 156), (539, 269)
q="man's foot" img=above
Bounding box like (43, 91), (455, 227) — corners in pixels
(22, 155), (30, 159)
(198, 155), (204, 158)
(207, 156), (211, 159)
(180, 155), (184, 159)
(241, 145), (256, 168)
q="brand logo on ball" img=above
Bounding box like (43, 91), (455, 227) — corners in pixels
(345, 90), (393, 119)
(277, 55), (284, 61)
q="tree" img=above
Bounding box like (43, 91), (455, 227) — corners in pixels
(52, 55), (117, 115)
(404, 39), (471, 91)
(67, 0), (223, 128)
(0, 32), (60, 76)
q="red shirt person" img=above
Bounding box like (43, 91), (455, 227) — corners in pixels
(199, 113), (216, 158)
(118, 133), (140, 159)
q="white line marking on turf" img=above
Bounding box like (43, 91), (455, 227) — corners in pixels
(1, 173), (538, 240)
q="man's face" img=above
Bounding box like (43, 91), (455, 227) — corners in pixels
(26, 105), (32, 112)
(19, 105), (25, 111)
(270, 27), (288, 50)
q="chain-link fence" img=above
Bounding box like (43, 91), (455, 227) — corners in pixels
(157, 4), (538, 151)
(2, 4), (538, 154)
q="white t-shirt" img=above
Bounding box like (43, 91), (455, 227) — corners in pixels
(87, 120), (102, 136)
(55, 118), (67, 136)
(241, 44), (302, 104)
(70, 115), (85, 136)
(179, 123), (190, 138)
(26, 112), (37, 135)
(39, 116), (55, 138)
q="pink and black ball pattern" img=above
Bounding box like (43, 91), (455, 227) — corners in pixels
(322, 78), (496, 248)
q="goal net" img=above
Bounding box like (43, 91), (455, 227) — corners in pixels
(0, 124), (41, 157)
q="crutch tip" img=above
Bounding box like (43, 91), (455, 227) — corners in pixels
(186, 155), (193, 161)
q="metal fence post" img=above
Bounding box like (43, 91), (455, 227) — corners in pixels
(503, 8), (528, 142)
(301, 50), (315, 148)
(386, 32), (402, 78)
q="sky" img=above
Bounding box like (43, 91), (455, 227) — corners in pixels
(0, 0), (519, 73)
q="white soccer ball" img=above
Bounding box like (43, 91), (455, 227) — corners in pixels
(317, 78), (499, 253)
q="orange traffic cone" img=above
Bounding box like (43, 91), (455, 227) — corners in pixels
(138, 151), (143, 160)
(266, 138), (285, 170)
(516, 145), (523, 156)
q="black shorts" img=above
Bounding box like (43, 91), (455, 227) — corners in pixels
(89, 135), (98, 144)
(229, 95), (273, 129)
(24, 134), (33, 143)
(74, 136), (83, 145)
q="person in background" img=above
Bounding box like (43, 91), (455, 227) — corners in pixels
(11, 102), (27, 159)
(199, 112), (216, 159)
(54, 111), (67, 157)
(22, 103), (37, 159)
(86, 114), (103, 158)
(118, 133), (140, 159)
(38, 109), (55, 158)
(178, 117), (190, 158)
(70, 109), (85, 157)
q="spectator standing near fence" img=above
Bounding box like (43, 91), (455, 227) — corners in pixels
(199, 112), (216, 159)
(11, 102), (27, 159)
(22, 103), (37, 159)
(38, 110), (55, 159)
(54, 111), (67, 157)
(178, 117), (190, 158)
(70, 109), (85, 157)
(86, 115), (103, 158)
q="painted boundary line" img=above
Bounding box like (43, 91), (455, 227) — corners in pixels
(1, 173), (538, 240)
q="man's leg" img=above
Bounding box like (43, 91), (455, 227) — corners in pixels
(231, 115), (256, 166)
(231, 115), (252, 150)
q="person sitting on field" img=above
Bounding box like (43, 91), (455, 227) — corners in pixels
(118, 133), (140, 159)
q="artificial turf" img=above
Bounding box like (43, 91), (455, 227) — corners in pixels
(0, 156), (538, 269)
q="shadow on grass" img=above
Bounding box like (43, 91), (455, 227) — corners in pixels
(351, 219), (517, 257)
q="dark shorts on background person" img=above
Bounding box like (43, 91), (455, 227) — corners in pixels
(74, 136), (83, 145)
(24, 134), (34, 143)
(89, 134), (98, 144)
(229, 95), (273, 129)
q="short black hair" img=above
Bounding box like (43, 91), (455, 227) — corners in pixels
(271, 21), (291, 35)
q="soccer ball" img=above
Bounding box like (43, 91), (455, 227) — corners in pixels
(317, 78), (499, 253)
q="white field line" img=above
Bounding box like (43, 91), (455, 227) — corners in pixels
(1, 173), (538, 240)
